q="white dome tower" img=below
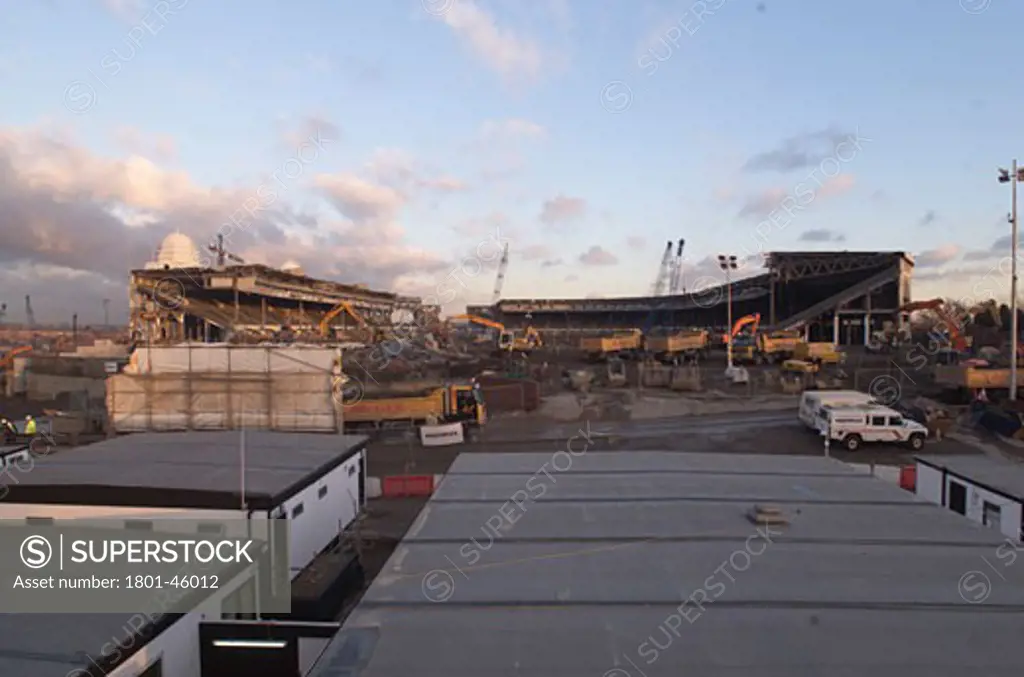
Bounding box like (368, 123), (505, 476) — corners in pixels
(145, 231), (202, 270)
(281, 260), (305, 276)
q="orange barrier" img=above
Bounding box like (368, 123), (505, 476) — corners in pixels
(382, 475), (435, 498)
(899, 465), (916, 492)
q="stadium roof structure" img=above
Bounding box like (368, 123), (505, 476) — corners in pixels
(307, 451), (1020, 676)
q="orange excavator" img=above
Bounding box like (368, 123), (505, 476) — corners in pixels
(723, 313), (761, 344)
(0, 345), (32, 369)
(318, 301), (382, 341)
(447, 314), (542, 353)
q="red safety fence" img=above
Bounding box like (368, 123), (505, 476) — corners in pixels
(382, 475), (435, 498)
(899, 465), (916, 492)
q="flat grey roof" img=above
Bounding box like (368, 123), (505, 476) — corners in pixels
(916, 454), (1024, 501)
(310, 451), (1021, 677)
(0, 613), (162, 677)
(3, 431), (367, 510)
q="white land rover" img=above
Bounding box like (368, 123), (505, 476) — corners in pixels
(817, 404), (929, 452)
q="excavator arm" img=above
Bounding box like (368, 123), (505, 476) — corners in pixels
(899, 299), (968, 351)
(0, 345), (32, 369)
(731, 313), (761, 338)
(447, 314), (506, 332)
(319, 301), (367, 337)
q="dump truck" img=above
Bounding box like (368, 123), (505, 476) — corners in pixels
(645, 330), (709, 362)
(341, 379), (487, 431)
(934, 365), (1010, 391)
(758, 331), (804, 362)
(793, 342), (844, 365)
(580, 330), (643, 361)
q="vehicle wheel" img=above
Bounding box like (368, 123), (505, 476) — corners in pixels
(843, 434), (862, 451)
(907, 433), (925, 451)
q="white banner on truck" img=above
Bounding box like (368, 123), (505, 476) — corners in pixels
(420, 422), (464, 446)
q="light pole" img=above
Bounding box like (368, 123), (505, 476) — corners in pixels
(718, 254), (738, 370)
(999, 162), (1021, 400)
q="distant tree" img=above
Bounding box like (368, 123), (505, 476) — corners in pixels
(1000, 304), (1012, 329)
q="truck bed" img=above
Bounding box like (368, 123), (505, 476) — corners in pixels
(934, 365), (1010, 389)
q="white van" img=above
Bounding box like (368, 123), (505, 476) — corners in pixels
(798, 390), (877, 429)
(817, 404), (928, 451)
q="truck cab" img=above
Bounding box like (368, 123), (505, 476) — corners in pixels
(449, 382), (487, 426)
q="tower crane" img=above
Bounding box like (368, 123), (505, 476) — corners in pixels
(669, 238), (686, 294)
(25, 295), (35, 328)
(208, 234), (245, 268)
(491, 243), (509, 305)
(651, 241), (674, 296)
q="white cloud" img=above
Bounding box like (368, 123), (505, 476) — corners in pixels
(915, 244), (961, 268)
(539, 194), (586, 226)
(579, 245), (618, 266)
(439, 0), (545, 82)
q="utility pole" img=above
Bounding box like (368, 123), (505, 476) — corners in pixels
(999, 161), (1021, 400)
(718, 254), (738, 371)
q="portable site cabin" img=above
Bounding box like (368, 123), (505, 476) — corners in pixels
(915, 455), (1024, 542)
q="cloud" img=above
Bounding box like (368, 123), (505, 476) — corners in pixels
(990, 235), (1015, 252)
(564, 274), (578, 282)
(917, 209), (938, 227)
(364, 148), (466, 193)
(626, 235), (646, 250)
(280, 115), (341, 150)
(315, 173), (406, 223)
(743, 127), (857, 173)
(539, 194), (586, 225)
(437, 0), (545, 83)
(914, 244), (960, 268)
(798, 228), (845, 243)
(112, 127), (177, 162)
(963, 250), (995, 262)
(541, 258), (563, 268)
(0, 124), (474, 322)
(579, 245), (618, 266)
(737, 174), (854, 219)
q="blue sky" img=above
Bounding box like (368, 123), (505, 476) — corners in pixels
(1, 0), (1021, 323)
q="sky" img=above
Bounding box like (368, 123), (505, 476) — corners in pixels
(1, 0), (1022, 325)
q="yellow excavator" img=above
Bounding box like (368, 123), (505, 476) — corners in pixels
(447, 314), (542, 353)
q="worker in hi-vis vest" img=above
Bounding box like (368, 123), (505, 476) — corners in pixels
(24, 415), (36, 436)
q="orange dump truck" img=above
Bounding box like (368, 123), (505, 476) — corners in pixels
(342, 380), (486, 431)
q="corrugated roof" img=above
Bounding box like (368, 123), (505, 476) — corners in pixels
(309, 451), (1021, 677)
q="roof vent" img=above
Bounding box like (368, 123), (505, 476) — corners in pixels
(747, 504), (789, 527)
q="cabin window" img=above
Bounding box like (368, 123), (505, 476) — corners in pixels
(889, 416), (903, 426)
(197, 523), (224, 535)
(319, 485), (329, 498)
(125, 520), (154, 531)
(870, 416), (886, 426)
(26, 516), (54, 526)
(291, 503), (304, 519)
